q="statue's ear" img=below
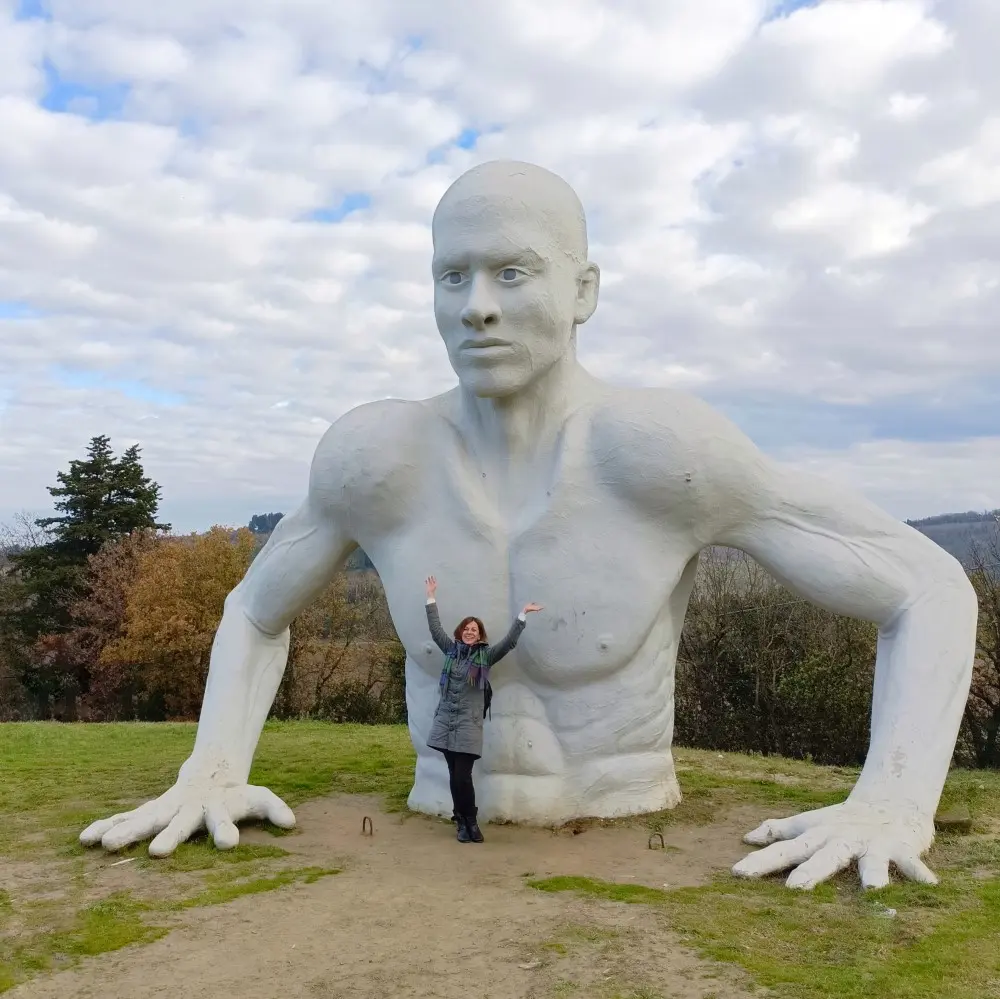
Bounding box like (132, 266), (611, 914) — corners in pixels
(575, 262), (600, 325)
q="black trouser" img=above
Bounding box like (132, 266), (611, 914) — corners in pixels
(442, 750), (477, 816)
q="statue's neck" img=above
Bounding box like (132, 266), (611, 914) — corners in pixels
(458, 352), (589, 468)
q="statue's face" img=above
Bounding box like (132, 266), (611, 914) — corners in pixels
(432, 197), (596, 397)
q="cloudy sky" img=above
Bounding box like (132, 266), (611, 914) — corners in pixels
(0, 0), (997, 533)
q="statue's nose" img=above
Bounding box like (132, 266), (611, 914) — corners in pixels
(461, 277), (502, 330)
(461, 306), (501, 330)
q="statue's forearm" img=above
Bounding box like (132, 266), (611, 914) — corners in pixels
(187, 593), (291, 784)
(851, 571), (978, 817)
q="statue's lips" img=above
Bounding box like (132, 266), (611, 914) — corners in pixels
(459, 338), (514, 357)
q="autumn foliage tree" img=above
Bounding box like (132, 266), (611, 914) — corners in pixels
(74, 526), (404, 723)
(101, 527), (257, 719)
(64, 529), (163, 719)
(278, 571), (405, 722)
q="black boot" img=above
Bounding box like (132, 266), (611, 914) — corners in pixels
(456, 814), (471, 843)
(464, 811), (484, 844)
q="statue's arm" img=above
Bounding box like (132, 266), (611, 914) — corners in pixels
(711, 453), (977, 816)
(81, 427), (356, 855)
(190, 492), (355, 785)
(704, 436), (977, 887)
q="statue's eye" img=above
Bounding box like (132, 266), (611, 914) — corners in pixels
(444, 272), (464, 285)
(500, 268), (519, 282)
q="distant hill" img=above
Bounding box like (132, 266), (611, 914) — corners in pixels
(907, 510), (999, 566)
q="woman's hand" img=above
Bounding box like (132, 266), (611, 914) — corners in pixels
(425, 576), (437, 599)
(522, 602), (544, 615)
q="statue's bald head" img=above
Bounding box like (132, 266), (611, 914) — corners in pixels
(432, 160), (589, 264)
(430, 160), (599, 399)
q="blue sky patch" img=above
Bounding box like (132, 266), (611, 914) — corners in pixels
(763, 0), (821, 22)
(51, 366), (186, 407)
(41, 59), (130, 120)
(308, 191), (372, 223)
(0, 301), (42, 319)
(426, 126), (494, 164)
(14, 0), (49, 20)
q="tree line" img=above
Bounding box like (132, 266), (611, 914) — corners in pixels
(0, 437), (403, 724)
(2, 437), (998, 769)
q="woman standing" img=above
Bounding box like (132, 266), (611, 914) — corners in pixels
(424, 575), (543, 843)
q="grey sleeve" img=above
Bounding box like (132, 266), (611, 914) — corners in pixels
(426, 601), (456, 656)
(486, 616), (527, 667)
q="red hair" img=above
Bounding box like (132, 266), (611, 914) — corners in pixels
(454, 615), (488, 644)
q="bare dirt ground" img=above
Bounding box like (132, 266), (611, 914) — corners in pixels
(10, 796), (769, 999)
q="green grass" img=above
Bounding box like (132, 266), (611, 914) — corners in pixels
(0, 866), (342, 992)
(0, 720), (415, 857)
(527, 750), (1000, 999)
(529, 851), (1000, 999)
(111, 841), (293, 873)
(2, 722), (999, 998)
(0, 721), (407, 993)
(170, 866), (340, 909)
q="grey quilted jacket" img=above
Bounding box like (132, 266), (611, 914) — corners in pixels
(425, 600), (526, 758)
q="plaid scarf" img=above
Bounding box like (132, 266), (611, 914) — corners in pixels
(440, 642), (491, 691)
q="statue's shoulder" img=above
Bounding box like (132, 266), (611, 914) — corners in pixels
(316, 397), (436, 456)
(590, 383), (746, 455)
(309, 397), (442, 508)
(587, 384), (765, 511)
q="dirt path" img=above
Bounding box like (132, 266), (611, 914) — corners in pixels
(11, 797), (767, 999)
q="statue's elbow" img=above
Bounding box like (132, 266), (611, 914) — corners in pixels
(922, 557), (978, 628)
(223, 586), (243, 613)
(954, 567), (979, 619)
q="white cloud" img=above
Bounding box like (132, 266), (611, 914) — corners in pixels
(885, 92), (928, 120)
(772, 182), (935, 257)
(0, 0), (997, 532)
(917, 117), (1000, 208)
(759, 0), (951, 104)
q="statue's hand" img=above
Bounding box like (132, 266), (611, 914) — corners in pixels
(80, 759), (295, 857)
(732, 799), (937, 890)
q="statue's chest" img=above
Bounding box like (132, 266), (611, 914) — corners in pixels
(363, 441), (698, 682)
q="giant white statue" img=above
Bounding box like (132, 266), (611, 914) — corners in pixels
(82, 161), (978, 890)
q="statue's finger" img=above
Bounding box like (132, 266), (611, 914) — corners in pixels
(242, 785), (296, 829)
(893, 851), (938, 885)
(80, 812), (132, 846)
(732, 830), (827, 878)
(743, 806), (833, 846)
(785, 840), (857, 890)
(100, 805), (167, 852)
(743, 819), (784, 846)
(858, 851), (891, 890)
(743, 816), (805, 846)
(205, 798), (240, 850)
(149, 804), (205, 858)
